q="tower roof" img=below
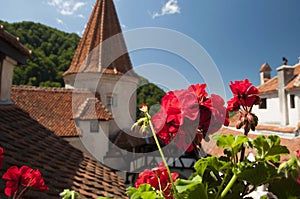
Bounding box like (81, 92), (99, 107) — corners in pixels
(259, 63), (272, 72)
(63, 0), (134, 77)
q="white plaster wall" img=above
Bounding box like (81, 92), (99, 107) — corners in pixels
(65, 72), (138, 136)
(97, 74), (138, 135)
(78, 120), (110, 162)
(287, 92), (300, 126)
(253, 93), (281, 125)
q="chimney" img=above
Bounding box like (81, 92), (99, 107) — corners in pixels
(0, 26), (30, 104)
(259, 63), (271, 85)
(277, 57), (294, 126)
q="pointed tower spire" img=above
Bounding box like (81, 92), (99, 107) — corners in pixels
(63, 0), (134, 78)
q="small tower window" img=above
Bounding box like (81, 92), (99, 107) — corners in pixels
(90, 120), (99, 133)
(106, 94), (117, 107)
(290, 95), (295, 109)
(259, 98), (267, 109)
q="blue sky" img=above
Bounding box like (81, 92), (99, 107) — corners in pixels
(1, 0), (300, 99)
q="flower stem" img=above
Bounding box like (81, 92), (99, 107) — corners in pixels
(220, 174), (237, 198)
(147, 113), (178, 197)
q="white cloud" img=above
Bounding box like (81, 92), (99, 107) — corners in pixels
(48, 0), (86, 16)
(77, 14), (85, 19)
(152, 0), (181, 19)
(56, 18), (64, 25)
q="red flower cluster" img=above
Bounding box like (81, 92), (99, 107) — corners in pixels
(135, 165), (179, 199)
(296, 150), (300, 158)
(0, 147), (3, 169)
(2, 165), (49, 197)
(227, 79), (260, 112)
(152, 84), (229, 152)
(227, 79), (260, 133)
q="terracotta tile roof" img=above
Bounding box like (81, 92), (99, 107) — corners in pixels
(259, 64), (300, 93)
(11, 86), (112, 137)
(202, 128), (300, 159)
(258, 76), (278, 94)
(63, 0), (135, 77)
(0, 104), (126, 198)
(0, 25), (31, 57)
(74, 98), (112, 120)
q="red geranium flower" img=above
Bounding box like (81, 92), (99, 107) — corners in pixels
(153, 85), (228, 152)
(135, 165), (178, 199)
(2, 165), (49, 197)
(296, 150), (300, 158)
(2, 166), (20, 197)
(0, 147), (3, 169)
(227, 79), (260, 111)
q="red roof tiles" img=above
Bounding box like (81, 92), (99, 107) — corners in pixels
(63, 0), (134, 77)
(258, 76), (278, 94)
(0, 104), (126, 198)
(74, 98), (112, 120)
(11, 86), (112, 137)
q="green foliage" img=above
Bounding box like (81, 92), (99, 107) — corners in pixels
(137, 76), (165, 118)
(126, 184), (164, 199)
(252, 135), (289, 162)
(128, 134), (298, 199)
(0, 20), (80, 87)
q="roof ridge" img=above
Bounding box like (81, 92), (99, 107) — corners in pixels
(63, 0), (134, 77)
(12, 85), (92, 93)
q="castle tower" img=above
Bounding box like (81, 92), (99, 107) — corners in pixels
(63, 0), (138, 135)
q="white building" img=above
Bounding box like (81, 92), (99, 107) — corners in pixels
(253, 57), (300, 132)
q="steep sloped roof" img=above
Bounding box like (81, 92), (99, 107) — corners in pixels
(259, 63), (271, 72)
(258, 76), (278, 94)
(63, 0), (134, 77)
(0, 104), (126, 198)
(11, 86), (112, 137)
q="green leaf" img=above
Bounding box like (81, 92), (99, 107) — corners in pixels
(252, 135), (289, 162)
(268, 176), (300, 198)
(236, 162), (279, 186)
(140, 191), (157, 199)
(126, 186), (138, 197)
(194, 156), (231, 177)
(213, 134), (235, 148)
(175, 175), (208, 199)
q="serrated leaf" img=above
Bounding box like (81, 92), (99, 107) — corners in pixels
(252, 135), (289, 162)
(213, 134), (235, 148)
(194, 156), (231, 177)
(236, 162), (279, 186)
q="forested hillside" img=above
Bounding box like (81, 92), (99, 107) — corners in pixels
(1, 20), (165, 113)
(0, 20), (80, 87)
